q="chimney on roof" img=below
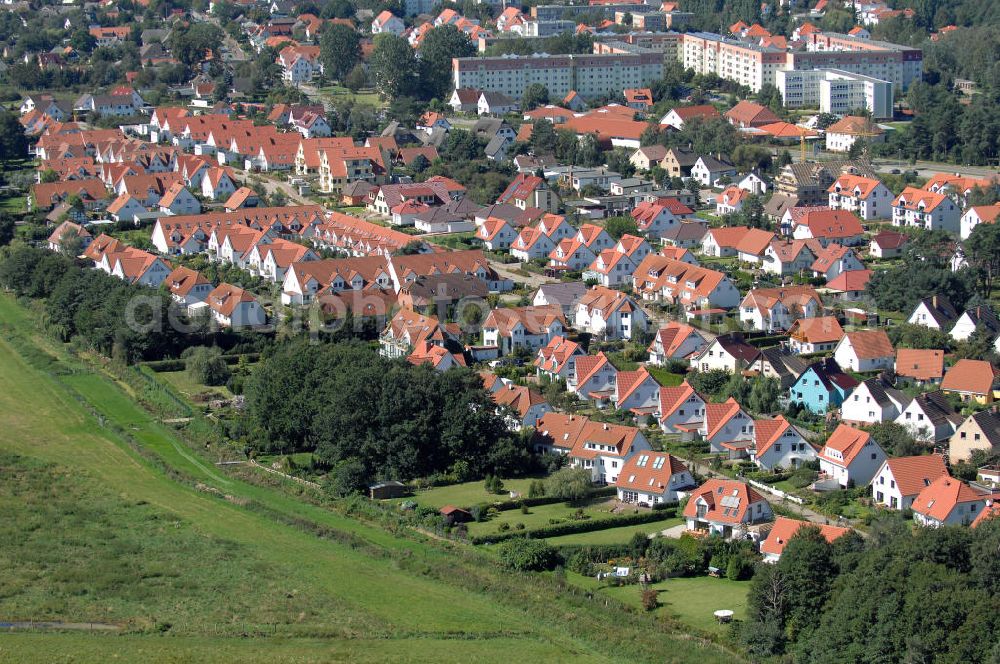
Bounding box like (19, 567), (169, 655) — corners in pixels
(603, 423), (609, 430)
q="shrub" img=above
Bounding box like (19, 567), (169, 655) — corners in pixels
(183, 346), (231, 387)
(497, 522), (510, 532)
(641, 588), (660, 611)
(496, 538), (560, 572)
(484, 474), (506, 495)
(527, 479), (546, 498)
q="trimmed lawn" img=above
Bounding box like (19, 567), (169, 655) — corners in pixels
(158, 370), (234, 401)
(545, 517), (683, 546)
(0, 195), (26, 213)
(593, 575), (750, 635)
(317, 86), (382, 107)
(647, 367), (685, 386)
(403, 478), (537, 509)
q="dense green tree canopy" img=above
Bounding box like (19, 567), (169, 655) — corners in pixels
(243, 341), (532, 487)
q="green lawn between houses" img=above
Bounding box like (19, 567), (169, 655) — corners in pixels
(0, 294), (737, 664)
(568, 572), (751, 636)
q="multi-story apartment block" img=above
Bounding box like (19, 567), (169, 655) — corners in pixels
(681, 32), (788, 92)
(776, 69), (894, 118)
(452, 52), (664, 99)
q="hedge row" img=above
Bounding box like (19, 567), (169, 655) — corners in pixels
(471, 507), (678, 545)
(143, 353), (261, 373)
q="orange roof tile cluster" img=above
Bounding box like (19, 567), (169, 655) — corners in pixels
(881, 455), (948, 498)
(682, 478), (767, 524)
(894, 349), (944, 382)
(788, 316), (844, 344)
(911, 475), (990, 522)
(941, 358), (998, 396)
(841, 329), (893, 359)
(818, 423), (873, 468)
(615, 452), (689, 492)
(759, 516), (850, 558)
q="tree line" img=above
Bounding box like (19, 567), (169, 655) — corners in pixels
(740, 517), (1000, 662)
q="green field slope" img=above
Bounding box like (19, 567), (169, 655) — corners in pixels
(0, 295), (740, 663)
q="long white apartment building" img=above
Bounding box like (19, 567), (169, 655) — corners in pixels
(681, 31), (920, 94)
(792, 32), (923, 92)
(456, 30), (920, 100)
(776, 68), (894, 118)
(452, 52), (664, 99)
(681, 32), (788, 92)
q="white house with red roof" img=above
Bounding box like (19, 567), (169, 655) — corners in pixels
(569, 352), (618, 405)
(657, 382), (707, 435)
(659, 105), (720, 130)
(200, 283), (266, 328)
(810, 243), (864, 282)
(573, 285), (647, 340)
(489, 381), (550, 429)
(158, 182), (201, 216)
(647, 322), (707, 365)
(200, 167), (237, 201)
(827, 174), (891, 220)
(575, 223), (615, 253)
(960, 204), (1000, 240)
(165, 266), (212, 307)
(716, 186), (750, 215)
(871, 454), (948, 511)
(834, 329), (894, 372)
(787, 316), (844, 354)
(818, 423), (887, 487)
(791, 209), (864, 247)
(613, 366), (661, 415)
(761, 239), (818, 277)
(615, 452), (695, 505)
(537, 213), (575, 241)
(46, 220), (93, 253)
(583, 248), (640, 287)
(760, 517), (849, 563)
(476, 217), (518, 251)
(568, 419), (651, 484)
(106, 193), (147, 223)
(702, 398), (755, 458)
(511, 226), (555, 261)
(891, 186), (960, 233)
(911, 475), (994, 527)
(631, 198), (694, 238)
(482, 305), (566, 355)
(751, 415), (815, 470)
(497, 173), (558, 212)
(683, 479), (772, 539)
(408, 341), (466, 372)
(371, 10), (405, 34)
(108, 248), (172, 287)
(534, 335), (585, 381)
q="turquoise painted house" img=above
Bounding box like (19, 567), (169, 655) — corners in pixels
(789, 358), (859, 414)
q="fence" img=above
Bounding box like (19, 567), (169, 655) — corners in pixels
(746, 478), (805, 505)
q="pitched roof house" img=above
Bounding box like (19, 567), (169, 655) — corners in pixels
(818, 423), (887, 488)
(759, 517), (850, 562)
(894, 349), (945, 385)
(911, 475), (994, 527)
(941, 358), (999, 404)
(751, 415), (816, 471)
(683, 479), (772, 539)
(949, 410), (1000, 463)
(833, 329), (894, 372)
(647, 322), (707, 365)
(615, 452), (695, 505)
(871, 455), (949, 511)
(895, 391), (962, 443)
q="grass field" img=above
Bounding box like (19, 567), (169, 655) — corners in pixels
(569, 572), (750, 636)
(0, 294), (739, 663)
(158, 369), (234, 400)
(544, 517), (684, 546)
(0, 195), (26, 213)
(316, 85), (382, 107)
(647, 367), (686, 387)
(403, 478), (537, 508)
